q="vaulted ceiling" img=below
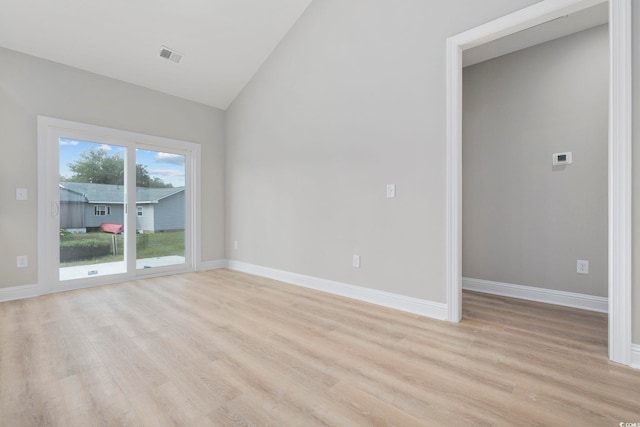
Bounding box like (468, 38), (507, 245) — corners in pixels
(0, 0), (313, 110)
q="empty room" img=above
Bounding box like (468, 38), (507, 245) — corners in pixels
(1, 0), (639, 425)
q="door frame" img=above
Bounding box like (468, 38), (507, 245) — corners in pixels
(445, 0), (633, 366)
(37, 116), (201, 293)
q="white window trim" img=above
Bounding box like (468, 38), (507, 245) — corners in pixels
(94, 205), (111, 216)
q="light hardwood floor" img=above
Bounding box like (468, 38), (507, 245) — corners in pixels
(1, 269), (639, 426)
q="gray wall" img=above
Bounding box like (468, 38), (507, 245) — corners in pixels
(462, 25), (608, 297)
(225, 0), (538, 302)
(154, 192), (185, 232)
(60, 203), (85, 229)
(0, 46), (225, 288)
(85, 204), (125, 228)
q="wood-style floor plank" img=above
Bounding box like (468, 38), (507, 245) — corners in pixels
(1, 269), (639, 426)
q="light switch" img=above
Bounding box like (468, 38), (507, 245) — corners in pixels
(386, 184), (396, 198)
(352, 255), (361, 268)
(16, 188), (28, 201)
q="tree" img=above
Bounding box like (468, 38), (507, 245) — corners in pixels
(136, 163), (173, 188)
(66, 148), (173, 188)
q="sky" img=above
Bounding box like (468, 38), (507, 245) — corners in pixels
(59, 137), (186, 187)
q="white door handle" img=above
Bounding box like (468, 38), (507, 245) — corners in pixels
(52, 201), (60, 217)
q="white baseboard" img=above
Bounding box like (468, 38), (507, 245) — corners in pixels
(197, 259), (228, 271)
(631, 344), (640, 370)
(227, 260), (447, 320)
(462, 277), (608, 313)
(0, 284), (40, 303)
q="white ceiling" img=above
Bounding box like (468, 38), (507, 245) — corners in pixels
(463, 2), (609, 67)
(0, 0), (313, 110)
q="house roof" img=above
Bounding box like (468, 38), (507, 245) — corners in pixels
(59, 186), (88, 203)
(59, 182), (184, 204)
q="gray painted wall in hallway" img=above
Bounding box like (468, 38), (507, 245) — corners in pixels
(462, 25), (608, 297)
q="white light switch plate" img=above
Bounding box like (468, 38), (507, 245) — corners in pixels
(352, 255), (360, 268)
(386, 184), (395, 198)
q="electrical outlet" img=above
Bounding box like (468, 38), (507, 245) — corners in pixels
(16, 188), (28, 201)
(352, 255), (361, 268)
(577, 260), (589, 275)
(16, 256), (28, 268)
(234, 240), (238, 249)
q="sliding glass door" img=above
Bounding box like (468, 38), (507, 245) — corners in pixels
(39, 117), (198, 292)
(135, 148), (187, 271)
(58, 138), (128, 281)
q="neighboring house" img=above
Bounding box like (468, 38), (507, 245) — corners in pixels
(59, 182), (185, 233)
(59, 186), (87, 230)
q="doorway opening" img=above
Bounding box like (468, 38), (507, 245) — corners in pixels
(446, 0), (632, 366)
(462, 10), (608, 310)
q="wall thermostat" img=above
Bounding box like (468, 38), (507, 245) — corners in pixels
(552, 152), (572, 166)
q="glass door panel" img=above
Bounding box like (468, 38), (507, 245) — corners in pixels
(58, 138), (127, 280)
(135, 148), (186, 270)
(41, 117), (196, 293)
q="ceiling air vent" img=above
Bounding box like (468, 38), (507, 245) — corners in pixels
(159, 45), (183, 64)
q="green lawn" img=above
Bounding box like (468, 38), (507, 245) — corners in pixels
(60, 230), (185, 267)
(136, 231), (185, 258)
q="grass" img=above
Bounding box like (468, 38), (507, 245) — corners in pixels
(136, 231), (185, 258)
(60, 230), (184, 267)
